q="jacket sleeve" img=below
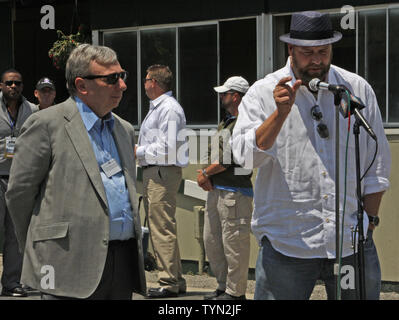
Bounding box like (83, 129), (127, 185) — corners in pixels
(5, 113), (51, 251)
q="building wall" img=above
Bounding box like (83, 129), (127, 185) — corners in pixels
(89, 0), (266, 30)
(0, 2), (13, 73)
(375, 134), (399, 282)
(137, 134), (399, 282)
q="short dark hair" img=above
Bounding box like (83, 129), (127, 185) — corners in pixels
(1, 68), (22, 82)
(146, 64), (173, 92)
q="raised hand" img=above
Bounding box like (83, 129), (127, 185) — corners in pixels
(273, 76), (302, 116)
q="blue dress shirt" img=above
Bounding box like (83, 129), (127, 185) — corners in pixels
(75, 97), (134, 241)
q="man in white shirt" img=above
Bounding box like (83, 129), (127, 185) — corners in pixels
(232, 11), (391, 300)
(136, 64), (188, 298)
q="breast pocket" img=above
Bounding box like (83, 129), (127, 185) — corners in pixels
(31, 222), (69, 242)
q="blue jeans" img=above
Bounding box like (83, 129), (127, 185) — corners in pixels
(254, 230), (381, 300)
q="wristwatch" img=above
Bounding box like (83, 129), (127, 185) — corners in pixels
(202, 168), (209, 178)
(368, 215), (380, 227)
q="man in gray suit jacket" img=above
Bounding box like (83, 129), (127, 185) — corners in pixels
(5, 44), (146, 299)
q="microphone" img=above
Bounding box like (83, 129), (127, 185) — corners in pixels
(339, 91), (365, 118)
(341, 97), (377, 141)
(310, 78), (377, 141)
(309, 78), (347, 94)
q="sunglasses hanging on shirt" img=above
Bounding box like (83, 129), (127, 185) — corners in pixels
(310, 105), (330, 139)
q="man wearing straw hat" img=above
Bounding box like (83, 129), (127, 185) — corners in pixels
(232, 11), (390, 300)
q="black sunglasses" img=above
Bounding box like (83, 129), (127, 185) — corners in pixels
(82, 71), (128, 85)
(310, 105), (329, 139)
(3, 80), (22, 87)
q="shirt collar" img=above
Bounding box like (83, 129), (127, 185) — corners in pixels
(75, 96), (114, 132)
(149, 91), (173, 110)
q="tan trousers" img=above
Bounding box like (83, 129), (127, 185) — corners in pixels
(143, 165), (186, 293)
(204, 189), (253, 297)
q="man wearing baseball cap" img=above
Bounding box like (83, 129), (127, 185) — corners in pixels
(232, 11), (390, 300)
(34, 77), (56, 110)
(197, 76), (253, 300)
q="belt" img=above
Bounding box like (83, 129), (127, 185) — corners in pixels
(141, 165), (157, 170)
(108, 238), (134, 247)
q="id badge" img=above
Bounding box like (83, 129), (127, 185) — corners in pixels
(4, 137), (16, 159)
(101, 158), (122, 178)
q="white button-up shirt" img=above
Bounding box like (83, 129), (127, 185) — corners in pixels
(137, 91), (188, 167)
(232, 59), (391, 259)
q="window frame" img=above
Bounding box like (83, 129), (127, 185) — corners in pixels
(271, 3), (399, 128)
(94, 16), (258, 130)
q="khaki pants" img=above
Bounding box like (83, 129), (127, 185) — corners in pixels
(143, 166), (186, 293)
(204, 189), (253, 297)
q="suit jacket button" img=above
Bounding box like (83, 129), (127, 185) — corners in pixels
(103, 239), (108, 246)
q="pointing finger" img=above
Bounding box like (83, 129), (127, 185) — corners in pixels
(292, 80), (302, 93)
(276, 76), (293, 87)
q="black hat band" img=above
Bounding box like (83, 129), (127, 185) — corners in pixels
(290, 30), (334, 40)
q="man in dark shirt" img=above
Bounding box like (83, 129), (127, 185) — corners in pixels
(197, 76), (253, 300)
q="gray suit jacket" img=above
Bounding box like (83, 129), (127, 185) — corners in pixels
(5, 97), (146, 298)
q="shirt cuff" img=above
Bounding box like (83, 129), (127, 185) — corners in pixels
(363, 176), (390, 195)
(136, 145), (146, 160)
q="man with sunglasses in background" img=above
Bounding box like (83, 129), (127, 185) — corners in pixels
(0, 69), (37, 297)
(5, 44), (146, 299)
(232, 11), (390, 300)
(136, 64), (188, 298)
(197, 76), (253, 300)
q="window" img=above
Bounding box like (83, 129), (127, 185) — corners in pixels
(274, 6), (399, 126)
(179, 25), (217, 125)
(103, 31), (138, 125)
(140, 28), (176, 122)
(389, 8), (399, 123)
(100, 18), (257, 128)
(358, 10), (386, 121)
(219, 19), (257, 119)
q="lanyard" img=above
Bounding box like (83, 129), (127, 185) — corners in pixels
(6, 109), (17, 136)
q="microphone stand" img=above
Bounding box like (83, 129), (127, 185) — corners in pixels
(333, 91), (341, 301)
(353, 113), (366, 300)
(317, 81), (373, 300)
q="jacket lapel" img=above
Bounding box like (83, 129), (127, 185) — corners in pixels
(63, 98), (108, 209)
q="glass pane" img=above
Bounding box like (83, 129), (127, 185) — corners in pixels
(358, 10), (386, 121)
(103, 31), (138, 125)
(220, 19), (257, 119)
(179, 25), (217, 125)
(140, 28), (176, 122)
(330, 13), (356, 73)
(389, 8), (399, 123)
(273, 15), (291, 70)
(219, 19), (257, 84)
